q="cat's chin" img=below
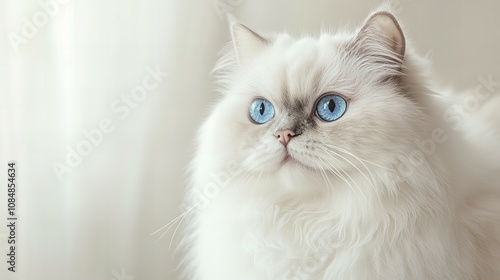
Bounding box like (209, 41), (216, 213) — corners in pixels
(275, 157), (328, 195)
(279, 154), (313, 171)
(281, 154), (295, 165)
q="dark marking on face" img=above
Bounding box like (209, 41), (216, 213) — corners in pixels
(273, 57), (325, 137)
(278, 92), (314, 136)
(275, 113), (317, 137)
(286, 97), (307, 113)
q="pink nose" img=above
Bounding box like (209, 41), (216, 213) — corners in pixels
(274, 129), (296, 147)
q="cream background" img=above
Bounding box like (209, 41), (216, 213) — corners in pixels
(1, 0), (499, 280)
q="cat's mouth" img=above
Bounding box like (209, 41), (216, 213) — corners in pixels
(282, 153), (303, 167)
(280, 150), (315, 171)
(283, 154), (294, 163)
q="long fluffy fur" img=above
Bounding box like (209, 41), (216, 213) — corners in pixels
(182, 7), (500, 280)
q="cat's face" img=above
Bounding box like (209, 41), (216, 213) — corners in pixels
(206, 12), (424, 187)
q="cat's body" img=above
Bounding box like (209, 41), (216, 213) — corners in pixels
(182, 8), (500, 280)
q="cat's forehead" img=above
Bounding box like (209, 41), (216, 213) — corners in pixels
(261, 35), (344, 104)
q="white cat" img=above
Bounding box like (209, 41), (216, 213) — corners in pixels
(182, 7), (500, 280)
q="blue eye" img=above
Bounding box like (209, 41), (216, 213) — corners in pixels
(316, 94), (347, 122)
(249, 98), (275, 124)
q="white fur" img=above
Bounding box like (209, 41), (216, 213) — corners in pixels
(182, 8), (500, 280)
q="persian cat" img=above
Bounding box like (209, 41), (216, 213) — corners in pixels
(182, 7), (500, 280)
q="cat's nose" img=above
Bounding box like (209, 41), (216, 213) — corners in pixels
(274, 129), (296, 147)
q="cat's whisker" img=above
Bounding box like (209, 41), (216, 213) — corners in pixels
(153, 158), (250, 245)
(150, 204), (196, 236)
(323, 144), (376, 184)
(321, 145), (387, 206)
(165, 159), (255, 249)
(322, 146), (375, 189)
(320, 148), (370, 200)
(326, 144), (389, 172)
(320, 147), (377, 205)
(151, 203), (198, 243)
(316, 154), (367, 203)
(320, 158), (361, 202)
(169, 208), (191, 250)
(334, 164), (366, 201)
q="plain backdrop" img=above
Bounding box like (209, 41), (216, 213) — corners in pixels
(1, 0), (499, 279)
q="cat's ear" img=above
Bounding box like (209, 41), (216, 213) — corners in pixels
(228, 15), (268, 65)
(352, 11), (405, 68)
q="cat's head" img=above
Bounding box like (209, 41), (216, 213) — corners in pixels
(203, 10), (429, 193)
